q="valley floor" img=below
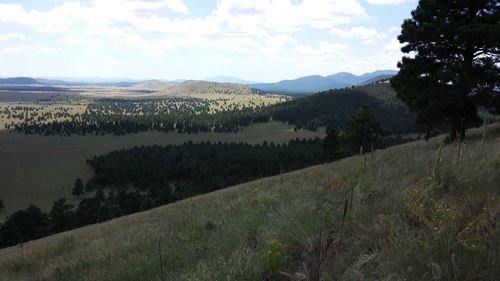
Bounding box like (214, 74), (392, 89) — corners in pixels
(0, 122), (324, 217)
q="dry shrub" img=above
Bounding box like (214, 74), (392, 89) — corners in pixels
(405, 187), (500, 249)
(458, 202), (500, 249)
(405, 187), (454, 233)
(324, 176), (344, 192)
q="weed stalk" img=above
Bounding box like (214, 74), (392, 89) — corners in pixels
(339, 199), (348, 247)
(158, 239), (164, 281)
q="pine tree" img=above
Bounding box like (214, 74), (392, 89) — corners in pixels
(49, 198), (75, 232)
(322, 127), (342, 161)
(72, 178), (84, 199)
(391, 0), (500, 141)
(344, 105), (389, 153)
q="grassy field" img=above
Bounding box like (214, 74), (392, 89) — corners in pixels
(0, 122), (324, 217)
(0, 124), (498, 280)
(0, 102), (87, 129)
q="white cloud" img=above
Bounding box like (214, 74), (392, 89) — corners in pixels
(0, 0), (368, 58)
(214, 0), (367, 33)
(91, 0), (189, 14)
(0, 1), (366, 35)
(0, 33), (27, 41)
(366, 0), (413, 5)
(58, 34), (102, 47)
(0, 2), (84, 33)
(388, 26), (401, 33)
(330, 26), (385, 44)
(0, 45), (32, 54)
(0, 44), (63, 54)
(0, 0), (189, 33)
(0, 0), (406, 79)
(292, 41), (351, 70)
(383, 38), (404, 51)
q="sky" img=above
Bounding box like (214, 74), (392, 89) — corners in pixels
(0, 0), (418, 82)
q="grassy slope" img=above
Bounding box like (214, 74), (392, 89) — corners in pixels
(0, 121), (324, 217)
(0, 125), (499, 281)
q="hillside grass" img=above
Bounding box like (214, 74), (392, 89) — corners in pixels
(0, 122), (324, 218)
(0, 124), (498, 280)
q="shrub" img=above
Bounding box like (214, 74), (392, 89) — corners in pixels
(262, 239), (283, 274)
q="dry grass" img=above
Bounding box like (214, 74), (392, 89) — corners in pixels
(0, 102), (87, 129)
(0, 124), (498, 280)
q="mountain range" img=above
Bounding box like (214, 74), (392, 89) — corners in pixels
(250, 70), (397, 94)
(0, 70), (397, 94)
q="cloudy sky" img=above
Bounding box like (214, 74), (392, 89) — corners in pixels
(0, 0), (418, 82)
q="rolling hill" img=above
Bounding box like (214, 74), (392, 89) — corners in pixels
(0, 77), (40, 85)
(131, 80), (173, 91)
(154, 80), (259, 97)
(251, 70), (397, 94)
(266, 83), (416, 134)
(0, 124), (498, 280)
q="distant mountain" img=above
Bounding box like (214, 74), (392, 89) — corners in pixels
(360, 74), (394, 85)
(251, 70), (398, 94)
(357, 70), (397, 84)
(35, 77), (148, 86)
(326, 72), (363, 85)
(0, 77), (41, 85)
(251, 75), (349, 93)
(205, 75), (259, 85)
(47, 77), (145, 84)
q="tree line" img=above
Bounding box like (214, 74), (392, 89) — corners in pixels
(0, 139), (323, 248)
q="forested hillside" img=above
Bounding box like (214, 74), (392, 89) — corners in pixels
(269, 83), (416, 134)
(1, 125), (498, 280)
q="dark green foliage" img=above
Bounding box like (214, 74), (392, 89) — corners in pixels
(322, 127), (342, 161)
(48, 198), (75, 233)
(72, 178), (84, 199)
(86, 139), (322, 193)
(343, 105), (390, 153)
(0, 197), (4, 212)
(0, 205), (48, 247)
(75, 198), (102, 226)
(269, 84), (416, 134)
(391, 0), (500, 141)
(94, 187), (105, 203)
(141, 197), (154, 211)
(322, 106), (396, 160)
